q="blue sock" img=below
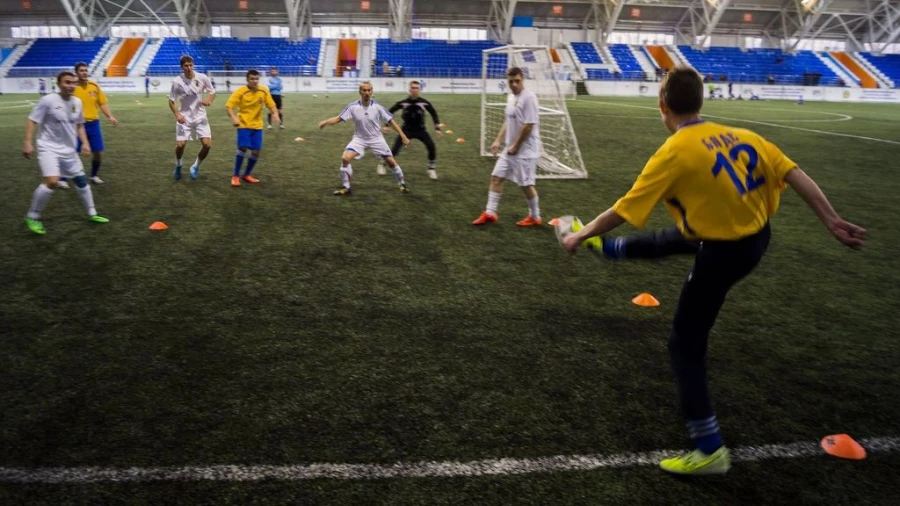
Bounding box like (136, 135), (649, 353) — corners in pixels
(244, 154), (258, 175)
(687, 416), (723, 455)
(90, 160), (100, 178)
(602, 236), (625, 259)
(233, 151), (245, 176)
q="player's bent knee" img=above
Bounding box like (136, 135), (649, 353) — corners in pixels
(72, 175), (88, 189)
(44, 176), (59, 188)
(176, 141), (187, 149)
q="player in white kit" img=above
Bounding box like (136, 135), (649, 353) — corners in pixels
(168, 55), (216, 180)
(318, 81), (410, 196)
(472, 67), (543, 227)
(22, 71), (109, 235)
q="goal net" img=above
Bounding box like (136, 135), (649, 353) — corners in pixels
(481, 45), (587, 179)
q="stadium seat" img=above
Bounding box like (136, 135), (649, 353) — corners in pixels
(678, 46), (841, 86)
(860, 52), (900, 87)
(585, 44), (644, 81)
(147, 37), (322, 76)
(570, 42), (603, 64)
(9, 38), (109, 77)
(373, 39), (505, 78)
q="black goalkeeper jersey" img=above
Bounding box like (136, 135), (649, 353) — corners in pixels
(389, 96), (441, 132)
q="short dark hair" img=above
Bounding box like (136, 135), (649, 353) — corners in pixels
(660, 67), (704, 115)
(247, 69), (261, 79)
(409, 80), (420, 87)
(57, 71), (76, 85)
(506, 67), (524, 78)
(74, 62), (88, 72)
(179, 55), (194, 66)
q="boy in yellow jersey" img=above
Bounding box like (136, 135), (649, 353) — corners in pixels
(225, 69), (279, 187)
(562, 68), (866, 475)
(59, 62), (117, 188)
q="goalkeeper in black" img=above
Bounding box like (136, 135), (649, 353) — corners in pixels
(379, 80), (443, 180)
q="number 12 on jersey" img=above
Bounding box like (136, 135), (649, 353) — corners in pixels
(712, 143), (765, 196)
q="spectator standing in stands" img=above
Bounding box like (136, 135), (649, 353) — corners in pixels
(379, 80), (443, 180)
(267, 67), (285, 130)
(145, 75), (151, 97)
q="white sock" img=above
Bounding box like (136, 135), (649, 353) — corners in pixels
(486, 191), (502, 215)
(392, 164), (405, 184)
(27, 184), (54, 219)
(528, 196), (540, 220)
(193, 157), (202, 167)
(76, 184), (97, 216)
(176, 158), (183, 166)
(341, 164), (352, 188)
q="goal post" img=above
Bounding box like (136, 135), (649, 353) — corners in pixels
(481, 45), (588, 179)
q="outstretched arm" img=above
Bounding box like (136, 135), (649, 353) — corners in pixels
(389, 119), (409, 145)
(318, 116), (342, 129)
(562, 208), (627, 254)
(785, 168), (866, 249)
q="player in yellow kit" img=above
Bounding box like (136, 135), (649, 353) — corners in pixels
(59, 62), (118, 188)
(561, 68), (866, 475)
(225, 69), (280, 187)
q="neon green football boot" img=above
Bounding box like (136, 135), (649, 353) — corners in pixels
(659, 447), (731, 475)
(88, 215), (110, 224)
(24, 217), (45, 235)
(570, 216), (603, 251)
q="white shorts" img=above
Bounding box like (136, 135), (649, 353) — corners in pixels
(345, 136), (392, 159)
(176, 118), (212, 141)
(38, 149), (84, 178)
(492, 154), (538, 187)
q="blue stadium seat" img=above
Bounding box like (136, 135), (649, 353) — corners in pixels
(860, 52), (900, 87)
(571, 42), (602, 64)
(585, 44), (645, 81)
(147, 37), (322, 76)
(374, 39), (504, 78)
(9, 38), (109, 77)
(678, 46), (841, 86)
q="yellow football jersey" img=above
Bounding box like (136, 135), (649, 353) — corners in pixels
(613, 120), (797, 240)
(226, 85), (276, 130)
(73, 80), (107, 121)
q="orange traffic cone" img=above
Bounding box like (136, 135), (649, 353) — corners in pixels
(445, 129), (454, 134)
(149, 221), (168, 231)
(456, 137), (465, 143)
(821, 434), (866, 460)
(632, 293), (660, 307)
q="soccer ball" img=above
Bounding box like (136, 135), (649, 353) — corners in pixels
(555, 215), (602, 251)
(554, 215), (584, 245)
(312, 94), (318, 98)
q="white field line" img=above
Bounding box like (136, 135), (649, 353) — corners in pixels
(1, 436), (898, 483)
(575, 100), (900, 146)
